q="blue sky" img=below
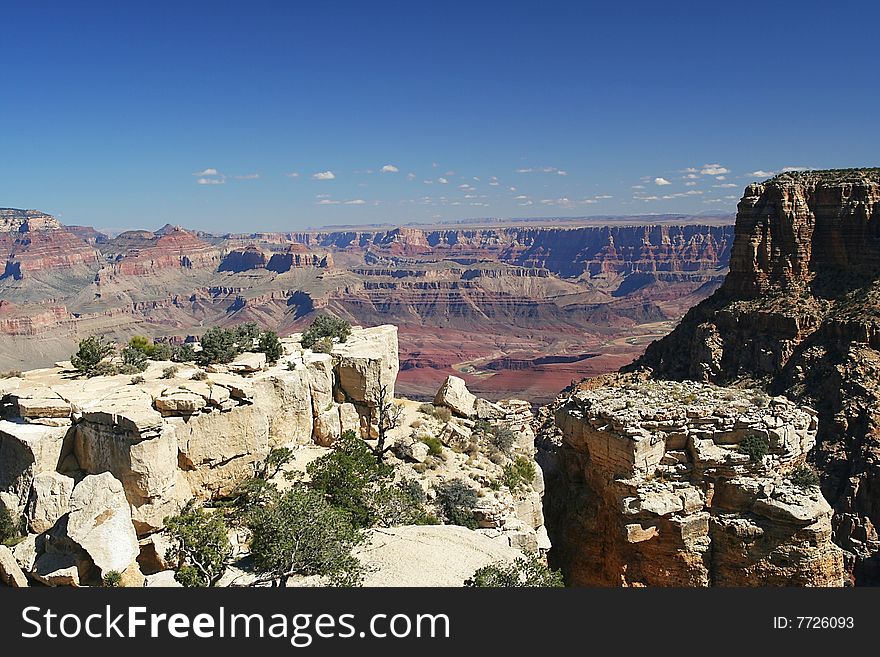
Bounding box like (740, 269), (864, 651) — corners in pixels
(2, 1), (878, 232)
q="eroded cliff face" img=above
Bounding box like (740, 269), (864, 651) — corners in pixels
(631, 169), (880, 583)
(542, 378), (844, 586)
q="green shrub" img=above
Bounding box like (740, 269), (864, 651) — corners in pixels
(0, 370), (23, 379)
(434, 479), (478, 529)
(301, 315), (351, 349)
(739, 435), (770, 462)
(102, 570), (123, 587)
(121, 345), (148, 373)
(307, 431), (394, 528)
(191, 369), (208, 381)
(71, 336), (115, 376)
(197, 327), (241, 365)
(433, 406), (452, 423)
(247, 485), (364, 586)
(163, 503), (232, 587)
(127, 335), (156, 357)
(92, 361), (119, 377)
(491, 425), (517, 454)
(500, 456), (537, 492)
(257, 330), (283, 363)
(233, 322), (261, 347)
(130, 375), (146, 385)
(472, 419), (492, 435)
(418, 403), (436, 415)
(465, 555), (564, 587)
(170, 343), (196, 363)
(312, 336), (334, 353)
(420, 435), (444, 457)
(150, 342), (174, 361)
(161, 365), (179, 379)
(372, 478), (434, 527)
(791, 465), (820, 488)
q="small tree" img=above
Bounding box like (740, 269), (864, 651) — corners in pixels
(233, 322), (261, 347)
(301, 315), (351, 349)
(120, 345), (148, 373)
(491, 425), (517, 454)
(434, 479), (478, 529)
(127, 335), (156, 357)
(258, 331), (284, 363)
(102, 570), (123, 587)
(171, 343), (196, 363)
(246, 485), (364, 587)
(197, 327), (241, 365)
(465, 555), (564, 587)
(163, 503), (232, 587)
(71, 336), (115, 376)
(739, 435), (770, 462)
(307, 430), (394, 528)
(150, 341), (174, 361)
(791, 464), (820, 488)
(369, 384), (405, 460)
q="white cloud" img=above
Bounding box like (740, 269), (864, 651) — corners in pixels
(715, 175), (726, 180)
(196, 177), (225, 185)
(406, 172), (416, 180)
(437, 177), (448, 184)
(632, 184), (646, 189)
(748, 170), (775, 177)
(233, 173), (259, 180)
(489, 176), (500, 186)
(683, 173), (699, 180)
(508, 186), (517, 192)
(286, 172), (300, 178)
(344, 199), (366, 205)
(516, 166), (565, 175)
(315, 194), (331, 199)
(458, 183), (474, 190)
(380, 164), (399, 173)
(594, 195), (613, 199)
(700, 164), (730, 175)
(654, 177), (672, 186)
(316, 199), (339, 205)
(312, 171), (336, 180)
(713, 183), (737, 188)
(684, 181), (697, 186)
(514, 195), (530, 200)
(517, 200), (533, 206)
(782, 166), (810, 172)
(195, 168), (219, 176)
(540, 197), (574, 208)
(423, 179), (433, 185)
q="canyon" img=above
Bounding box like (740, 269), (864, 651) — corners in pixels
(0, 209), (733, 404)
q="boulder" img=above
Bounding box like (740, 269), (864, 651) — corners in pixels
(32, 551), (81, 587)
(332, 325), (399, 406)
(394, 436), (429, 463)
(228, 352), (266, 374)
(0, 421), (67, 506)
(434, 376), (476, 417)
(66, 473), (140, 576)
(0, 545), (29, 587)
(12, 533), (38, 572)
(256, 371), (313, 446)
(138, 533), (174, 575)
(439, 422), (472, 451)
(154, 388), (207, 414)
(25, 471), (74, 533)
(12, 388), (72, 419)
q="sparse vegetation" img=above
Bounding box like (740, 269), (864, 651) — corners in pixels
(465, 555), (564, 587)
(418, 402), (436, 415)
(0, 370), (22, 379)
(301, 315), (351, 349)
(490, 425), (516, 454)
(1, 506), (22, 545)
(170, 343), (196, 363)
(130, 375), (146, 385)
(102, 570), (123, 587)
(434, 479), (478, 529)
(433, 406), (452, 423)
(791, 465), (820, 488)
(191, 369), (208, 381)
(161, 365), (179, 379)
(311, 336), (334, 353)
(499, 456), (536, 493)
(150, 341), (174, 361)
(420, 435), (444, 457)
(121, 345), (148, 373)
(71, 335), (115, 377)
(163, 503), (232, 587)
(739, 434), (770, 462)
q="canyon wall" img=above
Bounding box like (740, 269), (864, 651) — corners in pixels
(591, 169), (880, 583)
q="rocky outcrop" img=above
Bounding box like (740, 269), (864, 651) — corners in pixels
(434, 375), (477, 417)
(544, 379), (845, 586)
(632, 169), (880, 583)
(0, 208), (99, 279)
(108, 227), (220, 275)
